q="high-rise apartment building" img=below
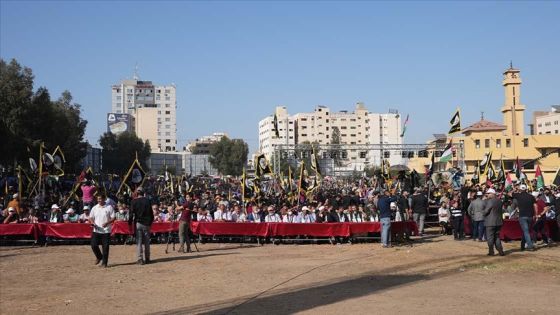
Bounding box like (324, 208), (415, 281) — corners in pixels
(111, 78), (177, 152)
(258, 103), (403, 170)
(531, 105), (560, 135)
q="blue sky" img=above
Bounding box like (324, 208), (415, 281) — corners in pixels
(1, 1), (559, 153)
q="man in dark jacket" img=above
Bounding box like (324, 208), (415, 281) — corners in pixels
(410, 188), (429, 236)
(378, 190), (397, 248)
(129, 187), (154, 264)
(483, 188), (504, 256)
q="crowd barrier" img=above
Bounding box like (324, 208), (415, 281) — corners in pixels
(2, 220), (557, 241)
(0, 221), (418, 240)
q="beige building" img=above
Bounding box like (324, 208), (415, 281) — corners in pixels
(186, 132), (228, 155)
(135, 107), (159, 148)
(408, 65), (560, 185)
(531, 105), (560, 135)
(258, 103), (403, 170)
(111, 77), (177, 152)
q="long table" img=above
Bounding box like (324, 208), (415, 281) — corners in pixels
(0, 221), (418, 240)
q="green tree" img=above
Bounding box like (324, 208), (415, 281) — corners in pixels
(208, 136), (248, 176)
(0, 59), (88, 173)
(99, 131), (151, 175)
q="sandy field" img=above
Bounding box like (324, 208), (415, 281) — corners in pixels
(1, 234), (559, 315)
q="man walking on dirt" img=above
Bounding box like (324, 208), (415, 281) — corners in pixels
(129, 187), (154, 265)
(483, 188), (505, 256)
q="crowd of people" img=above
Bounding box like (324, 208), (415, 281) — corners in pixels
(2, 175), (559, 263)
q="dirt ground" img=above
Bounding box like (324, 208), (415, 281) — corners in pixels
(1, 234), (559, 315)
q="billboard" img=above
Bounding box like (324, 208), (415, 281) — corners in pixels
(107, 113), (132, 135)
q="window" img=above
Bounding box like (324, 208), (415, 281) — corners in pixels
(165, 111), (170, 115)
(165, 104), (170, 108)
(484, 139), (490, 148)
(475, 140), (480, 149)
(165, 118), (170, 122)
(506, 139), (511, 148)
(165, 132), (170, 136)
(116, 96), (121, 100)
(523, 138), (529, 147)
(165, 97), (170, 101)
(496, 139), (501, 148)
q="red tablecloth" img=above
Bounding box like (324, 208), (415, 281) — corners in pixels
(0, 224), (36, 236)
(500, 219), (559, 241)
(268, 223), (349, 237)
(0, 221), (420, 240)
(37, 223), (93, 239)
(191, 222), (269, 237)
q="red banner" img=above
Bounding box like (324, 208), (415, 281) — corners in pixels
(192, 222), (269, 237)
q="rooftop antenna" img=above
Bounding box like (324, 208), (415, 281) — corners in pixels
(510, 60), (513, 69)
(481, 111), (485, 120)
(133, 62), (139, 80)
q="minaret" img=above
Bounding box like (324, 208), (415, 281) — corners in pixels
(501, 62), (525, 136)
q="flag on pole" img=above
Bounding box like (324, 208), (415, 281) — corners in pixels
(254, 154), (272, 178)
(52, 146), (66, 176)
(512, 157), (527, 183)
(400, 114), (409, 138)
(480, 151), (493, 175)
(310, 146), (322, 177)
(118, 157), (146, 194)
(504, 172), (513, 192)
(297, 161), (307, 195)
(487, 162), (497, 182)
(241, 168), (253, 199)
(535, 165), (545, 190)
(553, 167), (560, 187)
(381, 159), (390, 180)
(439, 140), (453, 163)
(448, 108), (461, 134)
(496, 158), (506, 184)
(472, 160), (480, 184)
(426, 152), (435, 179)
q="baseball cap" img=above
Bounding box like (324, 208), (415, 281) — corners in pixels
(302, 206), (310, 211)
(66, 208), (75, 214)
(83, 205), (90, 210)
(51, 204), (60, 209)
(486, 188), (496, 195)
(531, 191), (539, 198)
(476, 191), (483, 196)
(8, 207), (15, 212)
(520, 184), (527, 190)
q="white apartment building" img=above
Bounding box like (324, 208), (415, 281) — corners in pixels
(532, 105), (560, 135)
(111, 78), (177, 152)
(258, 106), (296, 156)
(258, 103), (403, 171)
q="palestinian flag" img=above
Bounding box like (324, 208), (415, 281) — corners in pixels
(504, 172), (513, 192)
(310, 146), (322, 177)
(535, 165), (545, 190)
(448, 108), (461, 134)
(400, 114), (409, 138)
(254, 154), (272, 178)
(439, 140), (453, 163)
(480, 152), (493, 175)
(273, 113), (280, 138)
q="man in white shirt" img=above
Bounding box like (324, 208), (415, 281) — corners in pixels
(264, 206), (281, 222)
(213, 204), (225, 222)
(89, 195), (115, 268)
(298, 206), (315, 223)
